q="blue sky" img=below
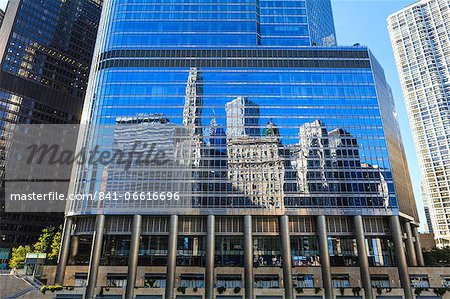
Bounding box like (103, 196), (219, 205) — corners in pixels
(0, 0), (427, 228)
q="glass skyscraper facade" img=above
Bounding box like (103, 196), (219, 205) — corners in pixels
(388, 0), (450, 248)
(54, 1), (423, 299)
(68, 49), (415, 216)
(101, 0), (335, 48)
(0, 0), (101, 264)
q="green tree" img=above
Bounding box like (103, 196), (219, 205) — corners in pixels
(423, 247), (450, 266)
(48, 227), (62, 262)
(33, 226), (56, 253)
(9, 245), (31, 268)
(8, 225), (63, 268)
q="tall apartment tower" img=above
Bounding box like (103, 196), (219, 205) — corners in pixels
(388, 0), (450, 247)
(53, 1), (423, 299)
(0, 0), (101, 263)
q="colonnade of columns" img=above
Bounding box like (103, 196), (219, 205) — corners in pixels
(55, 214), (425, 299)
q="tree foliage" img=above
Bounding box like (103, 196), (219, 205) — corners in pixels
(48, 228), (62, 262)
(33, 226), (57, 254)
(9, 245), (31, 268)
(423, 247), (450, 266)
(8, 225), (63, 268)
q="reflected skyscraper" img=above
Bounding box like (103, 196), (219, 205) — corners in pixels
(291, 121), (389, 209)
(54, 1), (424, 299)
(225, 97), (260, 138)
(183, 67), (203, 136)
(295, 120), (330, 194)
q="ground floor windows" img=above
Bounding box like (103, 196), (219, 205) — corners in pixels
(328, 236), (358, 266)
(442, 275), (450, 287)
(177, 236), (206, 266)
(366, 237), (396, 267)
(332, 274), (350, 288)
(216, 274), (242, 288)
(254, 274), (280, 289)
(291, 236), (320, 266)
(144, 274), (166, 288)
(253, 236), (282, 267)
(292, 274), (314, 288)
(139, 236), (168, 266)
(69, 236), (92, 265)
(74, 273), (88, 287)
(215, 236), (244, 267)
(371, 275), (390, 288)
(410, 274), (430, 288)
(101, 236), (130, 266)
(106, 273), (127, 288)
(179, 274), (205, 288)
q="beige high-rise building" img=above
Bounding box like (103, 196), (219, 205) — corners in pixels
(388, 0), (450, 247)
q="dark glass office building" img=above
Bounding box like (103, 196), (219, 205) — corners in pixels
(54, 1), (424, 299)
(0, 0), (101, 265)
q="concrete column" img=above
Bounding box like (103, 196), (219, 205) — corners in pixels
(165, 215), (178, 299)
(205, 215), (215, 299)
(68, 236), (79, 265)
(280, 215), (293, 299)
(55, 217), (73, 285)
(353, 216), (372, 299)
(390, 216), (412, 299)
(85, 214), (106, 299)
(412, 225), (425, 266)
(125, 215), (142, 299)
(70, 236), (79, 259)
(244, 215), (253, 299)
(317, 215), (332, 299)
(403, 221), (418, 266)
